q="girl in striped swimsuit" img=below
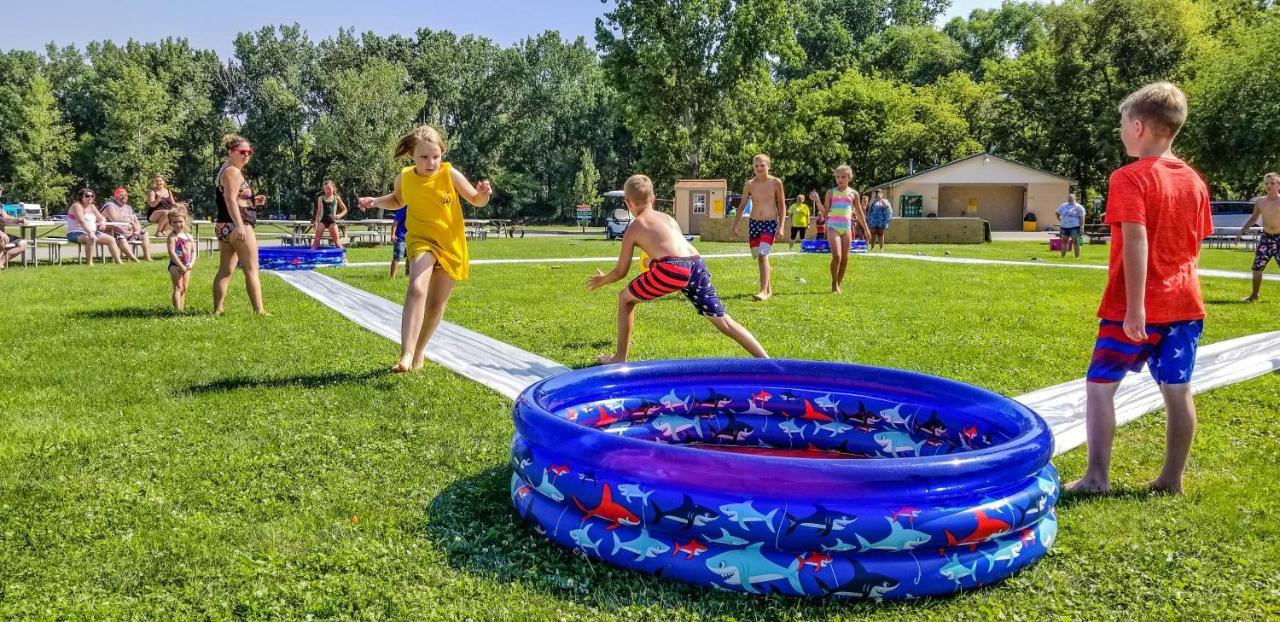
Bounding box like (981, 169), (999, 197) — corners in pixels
(810, 165), (869, 294)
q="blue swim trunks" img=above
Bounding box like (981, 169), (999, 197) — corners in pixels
(1086, 319), (1203, 384)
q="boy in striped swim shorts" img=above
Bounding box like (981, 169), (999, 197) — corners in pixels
(588, 174), (769, 365)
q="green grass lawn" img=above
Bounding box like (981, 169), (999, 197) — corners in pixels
(1, 253), (1276, 619)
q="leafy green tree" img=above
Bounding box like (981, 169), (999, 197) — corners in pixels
(233, 24), (317, 216)
(597, 0), (800, 184)
(88, 63), (179, 197)
(1184, 17), (1280, 196)
(312, 58), (423, 201)
(0, 74), (75, 208)
(943, 2), (1047, 80)
(571, 148), (602, 213)
(859, 25), (964, 85)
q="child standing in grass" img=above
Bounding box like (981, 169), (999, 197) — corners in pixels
(731, 154), (786, 301)
(358, 126), (492, 373)
(588, 175), (768, 364)
(167, 209), (196, 311)
(1068, 82), (1213, 496)
(311, 180), (349, 250)
(1236, 172), (1280, 302)
(810, 165), (870, 294)
(361, 203), (409, 278)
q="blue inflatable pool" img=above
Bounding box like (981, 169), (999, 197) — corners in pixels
(258, 246), (345, 271)
(510, 359), (1059, 599)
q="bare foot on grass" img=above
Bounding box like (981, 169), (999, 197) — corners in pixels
(1147, 477), (1183, 495)
(391, 359), (414, 373)
(752, 291), (771, 301)
(1065, 476), (1110, 495)
(1241, 295), (1259, 303)
(597, 353), (625, 365)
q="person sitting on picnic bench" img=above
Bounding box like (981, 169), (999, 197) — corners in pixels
(0, 184), (27, 269)
(67, 188), (122, 265)
(1056, 194), (1087, 258)
(101, 187), (153, 262)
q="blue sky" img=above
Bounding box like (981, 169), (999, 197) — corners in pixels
(5, 0), (1001, 58)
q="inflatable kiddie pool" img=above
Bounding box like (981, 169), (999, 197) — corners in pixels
(258, 246), (345, 271)
(510, 359), (1059, 600)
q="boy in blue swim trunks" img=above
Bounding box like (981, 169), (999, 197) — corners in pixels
(362, 203), (409, 278)
(1068, 82), (1214, 496)
(588, 174), (769, 365)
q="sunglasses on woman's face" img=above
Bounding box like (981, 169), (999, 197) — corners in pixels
(82, 193), (95, 198)
(233, 148), (253, 156)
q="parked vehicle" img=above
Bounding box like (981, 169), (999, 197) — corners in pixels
(1210, 200), (1256, 229)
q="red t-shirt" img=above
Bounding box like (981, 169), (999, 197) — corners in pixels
(1098, 156), (1213, 323)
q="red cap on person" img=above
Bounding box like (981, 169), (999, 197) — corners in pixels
(114, 187), (127, 198)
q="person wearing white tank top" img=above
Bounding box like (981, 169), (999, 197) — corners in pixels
(66, 188), (121, 265)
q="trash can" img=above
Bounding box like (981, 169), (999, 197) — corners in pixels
(1022, 213), (1038, 232)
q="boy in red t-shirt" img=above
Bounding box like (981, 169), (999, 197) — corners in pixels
(1067, 82), (1213, 496)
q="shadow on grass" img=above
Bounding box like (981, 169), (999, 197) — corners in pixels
(1056, 484), (1158, 509)
(181, 368), (389, 395)
(423, 465), (939, 617)
(71, 305), (189, 320)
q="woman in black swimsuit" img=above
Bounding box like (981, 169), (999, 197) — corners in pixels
(212, 133), (268, 315)
(310, 179), (348, 250)
(147, 174), (177, 235)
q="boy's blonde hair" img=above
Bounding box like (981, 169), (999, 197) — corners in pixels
(624, 174), (655, 206)
(834, 164), (853, 177)
(1263, 172), (1280, 184)
(1118, 82), (1188, 137)
(394, 125), (447, 160)
(753, 153), (771, 165)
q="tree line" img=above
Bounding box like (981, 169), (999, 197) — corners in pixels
(0, 0), (1275, 220)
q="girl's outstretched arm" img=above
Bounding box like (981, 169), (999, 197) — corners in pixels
(450, 167), (493, 207)
(359, 176), (405, 211)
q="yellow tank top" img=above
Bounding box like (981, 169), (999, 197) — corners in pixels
(399, 163), (469, 281)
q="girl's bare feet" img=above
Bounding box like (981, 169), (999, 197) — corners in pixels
(752, 291), (771, 301)
(832, 284), (842, 294)
(1241, 295), (1259, 303)
(1065, 476), (1110, 495)
(597, 353), (624, 365)
(390, 360), (413, 373)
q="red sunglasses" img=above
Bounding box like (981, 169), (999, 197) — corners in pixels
(232, 147), (254, 156)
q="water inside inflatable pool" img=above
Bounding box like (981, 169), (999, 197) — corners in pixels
(555, 384), (1017, 459)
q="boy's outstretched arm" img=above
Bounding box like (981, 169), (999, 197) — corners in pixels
(731, 181), (749, 240)
(1236, 202), (1260, 241)
(1120, 222), (1148, 341)
(587, 228), (636, 290)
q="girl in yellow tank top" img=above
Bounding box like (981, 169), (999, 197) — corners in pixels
(358, 126), (494, 373)
(399, 162), (469, 281)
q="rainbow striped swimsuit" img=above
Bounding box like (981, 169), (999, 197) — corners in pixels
(827, 190), (853, 235)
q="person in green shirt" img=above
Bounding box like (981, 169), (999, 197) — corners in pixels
(787, 194), (811, 248)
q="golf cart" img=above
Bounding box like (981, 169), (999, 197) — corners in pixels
(602, 190), (632, 240)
